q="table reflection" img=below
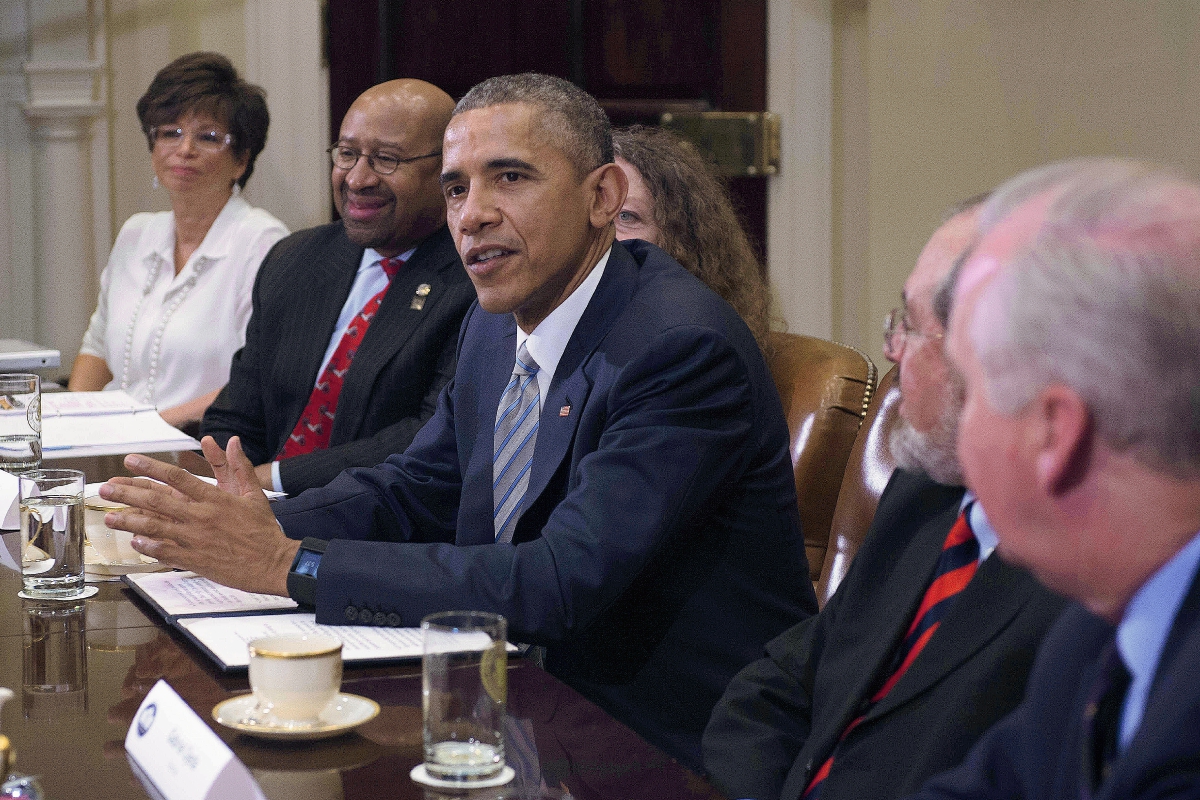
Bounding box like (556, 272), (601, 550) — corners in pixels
(0, 452), (725, 799)
(22, 598), (87, 720)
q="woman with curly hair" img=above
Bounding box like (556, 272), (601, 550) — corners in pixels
(613, 125), (772, 345)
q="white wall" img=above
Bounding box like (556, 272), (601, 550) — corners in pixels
(107, 0), (328, 235)
(0, 0), (328, 370)
(9, 0), (1197, 375)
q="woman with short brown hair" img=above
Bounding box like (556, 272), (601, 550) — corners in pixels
(71, 52), (287, 428)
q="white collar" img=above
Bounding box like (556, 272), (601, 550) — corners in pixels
(143, 194), (251, 275)
(961, 491), (999, 562)
(358, 245), (419, 274)
(517, 246), (611, 393)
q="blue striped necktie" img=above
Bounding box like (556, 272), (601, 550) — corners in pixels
(493, 342), (540, 543)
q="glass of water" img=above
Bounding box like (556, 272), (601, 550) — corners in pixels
(19, 469), (86, 599)
(0, 374), (40, 474)
(422, 610), (508, 782)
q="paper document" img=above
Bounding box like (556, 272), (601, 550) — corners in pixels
(126, 571), (298, 616)
(43, 390), (156, 417)
(178, 613), (429, 669)
(41, 393), (200, 457)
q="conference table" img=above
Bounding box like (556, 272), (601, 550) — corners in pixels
(1, 451), (727, 799)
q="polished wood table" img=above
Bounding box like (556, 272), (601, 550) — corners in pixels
(5, 453), (727, 799)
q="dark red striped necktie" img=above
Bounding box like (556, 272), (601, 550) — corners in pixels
(803, 507), (980, 799)
(279, 256), (406, 458)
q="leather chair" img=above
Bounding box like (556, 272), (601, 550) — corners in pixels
(816, 365), (900, 606)
(764, 332), (876, 583)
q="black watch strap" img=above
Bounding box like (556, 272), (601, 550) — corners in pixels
(286, 537), (328, 607)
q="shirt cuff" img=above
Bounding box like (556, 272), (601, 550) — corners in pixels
(271, 460), (284, 494)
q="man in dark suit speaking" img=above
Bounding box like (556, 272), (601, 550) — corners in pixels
(703, 197), (1066, 800)
(200, 79), (476, 494)
(102, 73), (817, 769)
(905, 159), (1200, 799)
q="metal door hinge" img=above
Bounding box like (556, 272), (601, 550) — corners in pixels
(660, 111), (781, 177)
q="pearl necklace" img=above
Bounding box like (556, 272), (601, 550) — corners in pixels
(119, 252), (212, 404)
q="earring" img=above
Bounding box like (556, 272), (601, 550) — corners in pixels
(152, 174), (159, 190)
(231, 182), (242, 198)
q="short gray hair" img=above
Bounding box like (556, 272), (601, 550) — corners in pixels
(454, 73), (613, 177)
(971, 158), (1200, 476)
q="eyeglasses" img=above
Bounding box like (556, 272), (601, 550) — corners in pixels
(150, 125), (233, 152)
(327, 145), (441, 175)
(883, 306), (944, 360)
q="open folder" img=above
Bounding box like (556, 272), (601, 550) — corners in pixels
(124, 571), (514, 672)
(42, 391), (199, 458)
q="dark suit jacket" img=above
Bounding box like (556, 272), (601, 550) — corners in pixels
(703, 469), (1068, 800)
(911, 562), (1200, 800)
(201, 223), (475, 493)
(272, 240), (818, 770)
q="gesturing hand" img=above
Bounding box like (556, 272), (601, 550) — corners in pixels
(100, 436), (300, 596)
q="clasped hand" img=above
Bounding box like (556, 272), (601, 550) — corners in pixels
(99, 436), (299, 596)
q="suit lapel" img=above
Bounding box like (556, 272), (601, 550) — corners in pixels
(1104, 563), (1200, 799)
(845, 499), (959, 717)
(456, 319), (519, 547)
(520, 244), (638, 510)
(333, 228), (459, 441)
(779, 475), (960, 800)
(871, 550), (1039, 717)
(279, 229), (362, 450)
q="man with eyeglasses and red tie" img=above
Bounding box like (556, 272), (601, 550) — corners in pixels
(702, 195), (1067, 800)
(200, 79), (476, 495)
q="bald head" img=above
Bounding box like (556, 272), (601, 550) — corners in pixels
(887, 204), (981, 485)
(347, 79), (455, 156)
(333, 79), (455, 256)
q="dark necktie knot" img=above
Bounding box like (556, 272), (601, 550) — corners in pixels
(380, 255), (406, 279)
(1086, 640), (1132, 793)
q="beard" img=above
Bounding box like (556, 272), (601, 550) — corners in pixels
(890, 375), (965, 486)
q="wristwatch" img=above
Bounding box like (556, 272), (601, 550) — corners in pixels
(286, 537), (327, 607)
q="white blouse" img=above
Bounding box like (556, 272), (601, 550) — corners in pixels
(79, 195), (288, 409)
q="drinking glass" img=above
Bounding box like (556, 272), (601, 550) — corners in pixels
(422, 611), (507, 782)
(0, 374), (40, 473)
(19, 469), (86, 599)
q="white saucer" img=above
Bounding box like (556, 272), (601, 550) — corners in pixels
(85, 558), (168, 578)
(212, 692), (380, 741)
(17, 586), (98, 601)
(409, 763), (515, 789)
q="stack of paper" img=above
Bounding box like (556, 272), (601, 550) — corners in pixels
(125, 571), (516, 671)
(42, 390), (199, 458)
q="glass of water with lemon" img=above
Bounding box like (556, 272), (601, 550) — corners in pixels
(421, 611), (507, 782)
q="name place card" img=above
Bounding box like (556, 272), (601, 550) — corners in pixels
(125, 680), (265, 800)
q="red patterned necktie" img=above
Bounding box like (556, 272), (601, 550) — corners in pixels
(803, 507), (980, 799)
(278, 256), (406, 458)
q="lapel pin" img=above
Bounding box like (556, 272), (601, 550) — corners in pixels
(559, 405), (571, 417)
(410, 284), (434, 309)
(411, 283), (433, 309)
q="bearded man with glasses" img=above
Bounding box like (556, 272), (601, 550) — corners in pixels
(200, 79), (476, 495)
(704, 195), (1067, 800)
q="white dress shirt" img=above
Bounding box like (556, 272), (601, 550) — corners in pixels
(268, 244), (419, 492)
(79, 194), (288, 409)
(518, 247), (611, 397)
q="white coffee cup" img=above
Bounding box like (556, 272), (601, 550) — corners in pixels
(247, 633), (342, 725)
(85, 496), (139, 565)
